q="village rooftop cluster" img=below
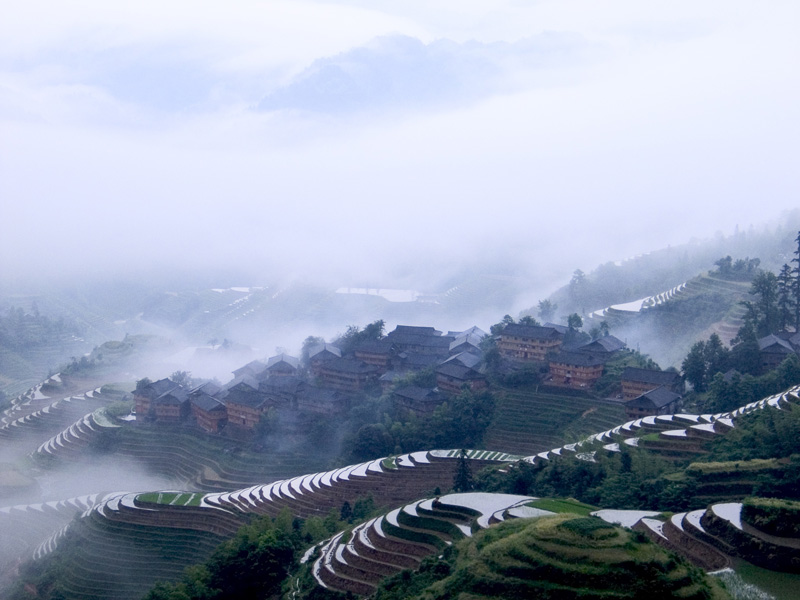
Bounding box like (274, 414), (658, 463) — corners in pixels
(133, 322), (694, 436)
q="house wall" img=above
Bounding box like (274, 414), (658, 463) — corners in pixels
(549, 362), (603, 388)
(191, 405), (226, 433)
(227, 403), (264, 429)
(497, 335), (561, 362)
(134, 395), (151, 421)
(153, 403), (187, 423)
(621, 379), (681, 400)
(435, 373), (487, 395)
(317, 367), (375, 392)
(624, 399), (679, 420)
(354, 351), (391, 372)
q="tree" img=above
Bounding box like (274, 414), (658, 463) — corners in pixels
(537, 300), (557, 322)
(300, 335), (325, 368)
(793, 230), (800, 331)
(682, 341), (708, 392)
(518, 314), (540, 326)
(453, 449), (474, 492)
(135, 377), (152, 392)
(750, 270), (779, 335)
(340, 501), (353, 523)
(567, 313), (583, 330)
(730, 318), (761, 375)
(714, 255), (732, 275)
(777, 263), (794, 331)
(170, 370), (192, 387)
(490, 315), (515, 336)
(704, 333), (729, 378)
(336, 319), (385, 355)
(569, 269), (587, 313)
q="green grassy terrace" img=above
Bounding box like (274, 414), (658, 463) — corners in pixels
(484, 385), (625, 455)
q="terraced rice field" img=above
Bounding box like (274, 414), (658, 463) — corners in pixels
(484, 387), (625, 455)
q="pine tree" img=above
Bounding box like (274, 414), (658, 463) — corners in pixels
(453, 449), (474, 492)
(777, 263), (794, 331)
(793, 231), (800, 331)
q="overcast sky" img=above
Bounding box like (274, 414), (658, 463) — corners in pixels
(2, 0), (799, 290)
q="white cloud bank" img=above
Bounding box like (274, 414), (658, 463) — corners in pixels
(1, 0), (798, 292)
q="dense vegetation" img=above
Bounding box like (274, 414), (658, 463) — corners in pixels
(476, 399), (800, 512)
(141, 512), (301, 600)
(371, 515), (729, 600)
(342, 387), (495, 463)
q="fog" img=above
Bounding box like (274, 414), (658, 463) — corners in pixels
(1, 0), (798, 296)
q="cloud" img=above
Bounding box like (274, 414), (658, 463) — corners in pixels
(257, 33), (596, 114)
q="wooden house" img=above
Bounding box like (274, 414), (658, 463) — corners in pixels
(497, 324), (564, 362)
(393, 385), (444, 416)
(225, 383), (272, 430)
(757, 334), (798, 372)
(386, 325), (454, 356)
(190, 392), (227, 433)
(316, 358), (379, 392)
(296, 386), (344, 414)
(435, 361), (487, 395)
(624, 386), (681, 419)
(152, 387), (190, 423)
(265, 353), (300, 377)
(354, 339), (396, 373)
(548, 352), (605, 389)
(134, 378), (181, 422)
(621, 367), (683, 400)
(309, 344), (342, 377)
(232, 360), (268, 380)
(576, 335), (626, 356)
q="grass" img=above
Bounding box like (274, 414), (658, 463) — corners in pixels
(483, 385), (625, 455)
(526, 498), (597, 516)
(405, 514), (729, 600)
(688, 459), (779, 475)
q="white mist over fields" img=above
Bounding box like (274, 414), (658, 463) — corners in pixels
(1, 0), (798, 295)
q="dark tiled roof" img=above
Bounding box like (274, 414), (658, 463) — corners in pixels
(298, 386), (340, 404)
(398, 352), (441, 368)
(224, 374), (261, 392)
(138, 378), (179, 399)
(447, 326), (488, 339)
(225, 388), (269, 409)
(578, 335), (626, 354)
(626, 386), (681, 409)
(266, 353), (300, 370)
(549, 351), (606, 367)
(389, 325), (442, 337)
(436, 362), (484, 381)
(190, 381), (222, 397)
(191, 392), (225, 412)
(501, 324), (563, 340)
(394, 385), (439, 402)
(442, 351), (482, 370)
(449, 333), (483, 353)
(355, 339), (395, 355)
(543, 323), (570, 335)
(758, 334), (795, 353)
(321, 358), (379, 375)
(154, 387), (188, 405)
(309, 344), (342, 362)
(388, 333), (454, 349)
(232, 360), (267, 379)
(621, 367), (680, 386)
(258, 376), (304, 396)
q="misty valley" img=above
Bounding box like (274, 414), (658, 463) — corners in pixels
(1, 223), (800, 599)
